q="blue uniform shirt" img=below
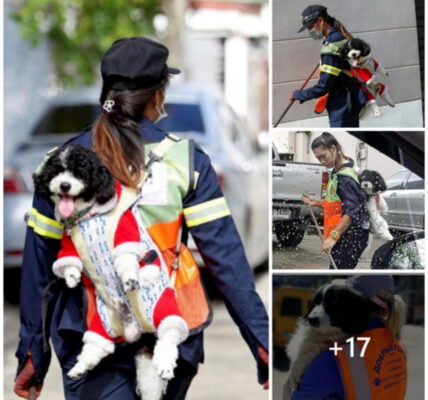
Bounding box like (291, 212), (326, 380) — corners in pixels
(293, 27), (365, 127)
(16, 117), (268, 385)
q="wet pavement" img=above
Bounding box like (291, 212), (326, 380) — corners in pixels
(4, 270), (269, 400)
(273, 233), (388, 269)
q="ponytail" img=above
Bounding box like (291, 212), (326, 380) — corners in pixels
(323, 13), (353, 40)
(375, 292), (406, 341)
(93, 78), (168, 190)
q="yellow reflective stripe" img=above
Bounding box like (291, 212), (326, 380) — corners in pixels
(320, 64), (341, 76)
(27, 208), (63, 239)
(184, 197), (231, 227)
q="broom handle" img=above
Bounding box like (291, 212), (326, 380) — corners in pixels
(274, 63), (319, 128)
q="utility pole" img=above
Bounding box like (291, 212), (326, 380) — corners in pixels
(162, 0), (187, 73)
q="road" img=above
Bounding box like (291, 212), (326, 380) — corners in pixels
(273, 233), (388, 269)
(272, 324), (424, 400)
(4, 270), (269, 400)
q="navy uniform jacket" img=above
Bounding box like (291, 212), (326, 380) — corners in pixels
(330, 160), (369, 269)
(293, 27), (366, 127)
(15, 118), (269, 386)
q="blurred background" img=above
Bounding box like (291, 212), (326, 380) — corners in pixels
(272, 0), (424, 127)
(4, 1), (269, 398)
(272, 274), (424, 400)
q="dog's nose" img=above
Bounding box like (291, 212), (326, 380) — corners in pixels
(60, 182), (71, 192)
(308, 317), (320, 327)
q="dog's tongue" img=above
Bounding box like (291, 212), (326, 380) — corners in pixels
(352, 58), (359, 67)
(59, 196), (75, 218)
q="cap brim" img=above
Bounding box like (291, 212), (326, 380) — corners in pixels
(168, 67), (181, 75)
(297, 25), (309, 33)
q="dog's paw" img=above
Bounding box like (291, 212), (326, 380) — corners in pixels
(67, 361), (88, 380)
(64, 266), (81, 288)
(152, 341), (178, 381)
(123, 277), (138, 292)
(138, 265), (161, 287)
(374, 108), (381, 117)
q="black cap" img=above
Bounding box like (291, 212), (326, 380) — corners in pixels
(297, 5), (327, 33)
(101, 37), (180, 90)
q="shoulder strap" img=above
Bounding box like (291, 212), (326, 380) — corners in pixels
(320, 38), (349, 56)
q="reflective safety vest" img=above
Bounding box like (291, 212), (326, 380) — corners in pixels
(336, 328), (407, 400)
(315, 39), (354, 114)
(71, 135), (212, 336)
(324, 167), (359, 239)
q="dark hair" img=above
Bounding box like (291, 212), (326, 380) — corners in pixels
(321, 13), (352, 40)
(93, 77), (169, 190)
(311, 132), (343, 153)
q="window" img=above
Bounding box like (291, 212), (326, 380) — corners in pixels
(158, 103), (205, 134)
(32, 105), (99, 135)
(386, 171), (410, 190)
(406, 173), (424, 190)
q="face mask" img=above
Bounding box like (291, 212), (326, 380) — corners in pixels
(154, 103), (168, 124)
(308, 26), (323, 40)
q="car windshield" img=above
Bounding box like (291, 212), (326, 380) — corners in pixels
(32, 104), (100, 135)
(157, 103), (205, 134)
(31, 102), (205, 136)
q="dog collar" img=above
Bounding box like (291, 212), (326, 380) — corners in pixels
(63, 205), (94, 236)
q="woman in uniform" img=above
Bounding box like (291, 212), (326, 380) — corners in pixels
(302, 132), (369, 269)
(291, 5), (366, 127)
(13, 37), (268, 399)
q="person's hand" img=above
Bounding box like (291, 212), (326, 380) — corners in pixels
(301, 194), (313, 206)
(322, 236), (337, 252)
(13, 357), (43, 399)
(258, 345), (269, 389)
(289, 90), (296, 101)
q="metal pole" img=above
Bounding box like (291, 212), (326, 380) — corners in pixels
(274, 63), (319, 128)
(306, 203), (338, 269)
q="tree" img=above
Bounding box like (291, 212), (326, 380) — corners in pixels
(13, 0), (161, 87)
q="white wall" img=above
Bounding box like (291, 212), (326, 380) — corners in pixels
(272, 0), (423, 126)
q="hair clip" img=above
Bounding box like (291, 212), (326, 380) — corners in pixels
(102, 99), (116, 114)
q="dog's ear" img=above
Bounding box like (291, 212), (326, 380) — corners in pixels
(94, 163), (116, 204)
(32, 148), (63, 198)
(376, 173), (387, 192)
(340, 40), (351, 59)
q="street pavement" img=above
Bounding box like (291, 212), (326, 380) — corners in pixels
(272, 324), (424, 400)
(4, 270), (269, 400)
(273, 233), (388, 269)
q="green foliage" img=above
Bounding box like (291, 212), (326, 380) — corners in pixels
(13, 0), (161, 87)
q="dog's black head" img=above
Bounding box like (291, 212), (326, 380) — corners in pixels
(33, 145), (116, 219)
(359, 169), (387, 195)
(341, 38), (371, 67)
(305, 284), (376, 334)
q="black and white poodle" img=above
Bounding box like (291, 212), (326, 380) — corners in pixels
(359, 169), (393, 242)
(33, 145), (188, 400)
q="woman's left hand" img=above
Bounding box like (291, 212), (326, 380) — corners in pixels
(322, 236), (337, 252)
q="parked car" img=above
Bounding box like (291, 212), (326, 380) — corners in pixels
(371, 231), (424, 270)
(382, 170), (424, 233)
(272, 142), (328, 247)
(4, 85), (268, 273)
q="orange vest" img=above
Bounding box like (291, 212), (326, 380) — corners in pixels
(336, 328), (407, 400)
(324, 167), (359, 239)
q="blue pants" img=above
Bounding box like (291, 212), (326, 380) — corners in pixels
(327, 86), (365, 128)
(330, 226), (369, 269)
(62, 353), (197, 399)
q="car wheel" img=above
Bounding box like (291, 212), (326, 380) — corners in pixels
(274, 220), (306, 248)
